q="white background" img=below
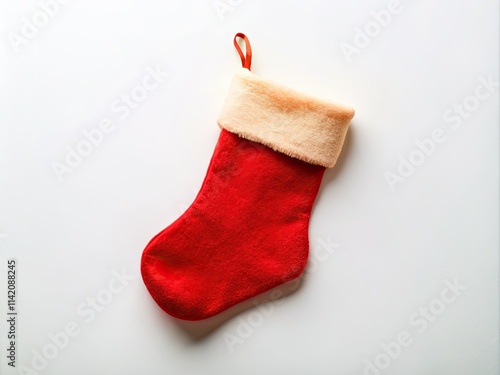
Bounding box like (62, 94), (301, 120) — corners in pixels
(0, 0), (498, 374)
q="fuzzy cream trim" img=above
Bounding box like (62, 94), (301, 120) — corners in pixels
(217, 68), (354, 168)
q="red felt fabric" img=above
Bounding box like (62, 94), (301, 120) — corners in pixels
(141, 129), (325, 320)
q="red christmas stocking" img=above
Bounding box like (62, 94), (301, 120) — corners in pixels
(141, 33), (354, 321)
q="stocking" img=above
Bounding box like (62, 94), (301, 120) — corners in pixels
(141, 33), (354, 320)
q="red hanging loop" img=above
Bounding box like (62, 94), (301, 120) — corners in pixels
(233, 33), (252, 71)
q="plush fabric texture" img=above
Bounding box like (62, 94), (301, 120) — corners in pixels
(141, 130), (325, 320)
(218, 68), (355, 168)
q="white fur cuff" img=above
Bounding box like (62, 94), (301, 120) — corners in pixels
(217, 68), (354, 168)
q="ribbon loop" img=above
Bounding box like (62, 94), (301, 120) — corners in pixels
(234, 33), (252, 71)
